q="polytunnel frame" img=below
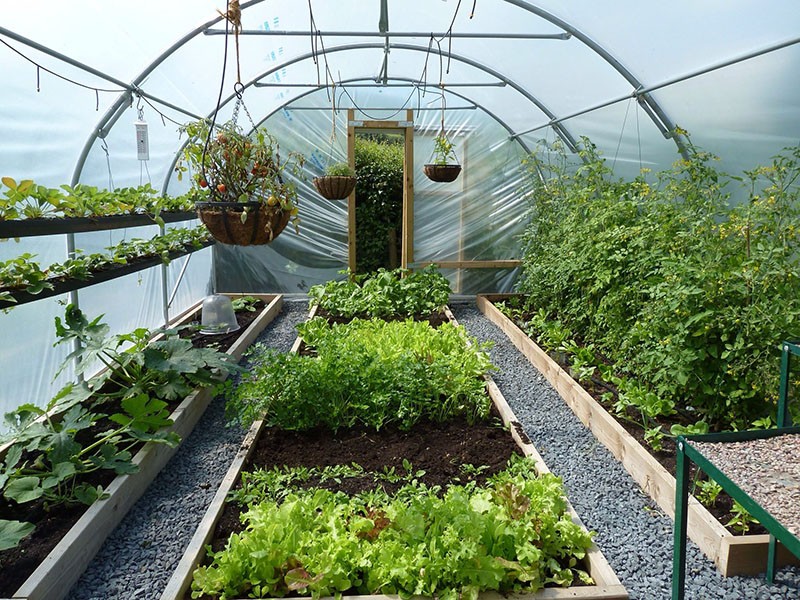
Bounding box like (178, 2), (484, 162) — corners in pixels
(66, 0), (697, 184)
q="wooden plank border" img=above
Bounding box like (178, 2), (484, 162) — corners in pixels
(161, 307), (627, 600)
(476, 294), (800, 577)
(6, 295), (283, 600)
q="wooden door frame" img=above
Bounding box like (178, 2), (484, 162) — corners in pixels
(347, 109), (415, 273)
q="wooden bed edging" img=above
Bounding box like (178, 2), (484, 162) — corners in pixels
(476, 294), (800, 577)
(160, 306), (627, 600)
(5, 294), (284, 600)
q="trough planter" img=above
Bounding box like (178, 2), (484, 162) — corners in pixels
(0, 239), (214, 310)
(159, 306), (627, 600)
(0, 210), (198, 239)
(476, 294), (800, 577)
(0, 294), (284, 600)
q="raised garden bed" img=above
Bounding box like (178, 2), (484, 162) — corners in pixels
(159, 307), (627, 600)
(0, 294), (283, 600)
(477, 294), (800, 577)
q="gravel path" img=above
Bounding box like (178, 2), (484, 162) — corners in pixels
(693, 435), (800, 538)
(65, 298), (800, 600)
(450, 301), (800, 600)
(67, 299), (309, 600)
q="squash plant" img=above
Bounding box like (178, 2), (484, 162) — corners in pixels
(0, 305), (239, 550)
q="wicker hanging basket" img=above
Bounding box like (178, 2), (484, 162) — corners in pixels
(312, 175), (357, 200)
(195, 201), (291, 246)
(423, 164), (462, 183)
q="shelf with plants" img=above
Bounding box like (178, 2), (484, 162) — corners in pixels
(473, 140), (800, 576)
(0, 179), (197, 238)
(0, 226), (213, 310)
(159, 293), (626, 600)
(0, 294), (284, 600)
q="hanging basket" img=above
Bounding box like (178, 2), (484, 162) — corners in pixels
(312, 175), (357, 200)
(195, 201), (291, 246)
(423, 164), (462, 183)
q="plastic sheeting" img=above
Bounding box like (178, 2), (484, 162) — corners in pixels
(207, 85), (530, 294)
(2, 0), (800, 417)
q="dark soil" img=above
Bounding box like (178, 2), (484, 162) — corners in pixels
(0, 302), (265, 597)
(315, 307), (448, 328)
(493, 299), (768, 536)
(211, 410), (519, 554)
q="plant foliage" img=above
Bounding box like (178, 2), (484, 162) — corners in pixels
(517, 138), (800, 428)
(0, 226), (210, 306)
(192, 457), (594, 599)
(353, 135), (405, 272)
(0, 306), (239, 550)
(227, 317), (493, 431)
(307, 265), (451, 318)
(0, 179), (194, 222)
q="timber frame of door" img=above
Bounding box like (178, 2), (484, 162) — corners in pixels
(347, 108), (415, 272)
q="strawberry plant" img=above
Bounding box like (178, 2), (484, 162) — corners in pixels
(0, 226), (211, 308)
(0, 178), (194, 221)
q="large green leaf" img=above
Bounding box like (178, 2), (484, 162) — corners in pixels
(4, 476), (43, 504)
(0, 519), (35, 551)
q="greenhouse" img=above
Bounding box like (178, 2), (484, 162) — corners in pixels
(1, 1), (799, 599)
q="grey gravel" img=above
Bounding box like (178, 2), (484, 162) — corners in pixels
(450, 301), (800, 600)
(693, 435), (800, 538)
(67, 299), (309, 600)
(65, 298), (800, 600)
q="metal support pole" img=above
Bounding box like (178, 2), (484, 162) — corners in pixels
(672, 438), (690, 600)
(160, 224), (169, 327)
(253, 81), (507, 88)
(65, 233), (83, 382)
(203, 28), (571, 40)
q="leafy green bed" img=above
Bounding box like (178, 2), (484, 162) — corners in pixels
(227, 317), (493, 431)
(192, 458), (594, 600)
(307, 265), (451, 319)
(208, 311), (598, 599)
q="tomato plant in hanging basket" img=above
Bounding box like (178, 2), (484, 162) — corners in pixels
(177, 120), (305, 246)
(424, 133), (462, 183)
(312, 162), (357, 200)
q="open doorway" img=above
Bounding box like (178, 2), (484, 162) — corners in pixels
(353, 129), (404, 273)
(346, 109), (414, 273)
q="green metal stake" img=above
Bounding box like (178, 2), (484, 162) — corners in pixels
(672, 437), (690, 600)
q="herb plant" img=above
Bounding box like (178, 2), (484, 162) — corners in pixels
(324, 162), (355, 177)
(192, 457), (594, 599)
(307, 265), (451, 318)
(227, 317), (493, 431)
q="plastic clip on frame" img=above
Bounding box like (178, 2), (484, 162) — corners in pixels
(672, 341), (800, 599)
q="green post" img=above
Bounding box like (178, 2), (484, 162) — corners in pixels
(672, 436), (690, 600)
(767, 535), (777, 583)
(778, 342), (792, 428)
